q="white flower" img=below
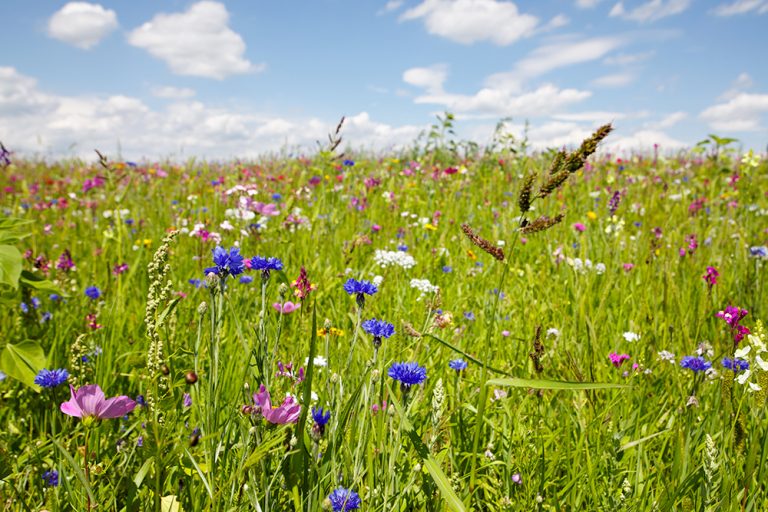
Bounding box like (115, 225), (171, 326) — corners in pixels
(623, 331), (640, 343)
(373, 275), (384, 287)
(374, 250), (416, 269)
(595, 263), (606, 275)
(220, 220), (234, 231)
(305, 355), (327, 368)
(546, 328), (560, 338)
(410, 278), (439, 300)
(657, 350), (675, 363)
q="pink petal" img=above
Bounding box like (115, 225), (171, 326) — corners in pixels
(74, 384), (106, 417)
(60, 385), (83, 417)
(97, 396), (137, 419)
(253, 385), (271, 410)
(272, 302), (283, 312)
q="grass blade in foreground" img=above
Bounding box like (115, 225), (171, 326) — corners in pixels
(486, 377), (628, 390)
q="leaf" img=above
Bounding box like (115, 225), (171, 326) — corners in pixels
(0, 245), (22, 289)
(19, 270), (61, 294)
(0, 340), (46, 389)
(133, 456), (154, 488)
(423, 334), (512, 377)
(161, 495), (183, 512)
(389, 389), (466, 512)
(485, 377), (628, 390)
(53, 438), (95, 505)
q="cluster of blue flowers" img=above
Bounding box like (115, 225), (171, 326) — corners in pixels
(722, 357), (749, 372)
(34, 368), (69, 388)
(680, 356), (711, 372)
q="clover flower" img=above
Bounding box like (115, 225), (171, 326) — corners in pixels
(328, 487), (361, 511)
(205, 246), (245, 277)
(34, 368), (69, 388)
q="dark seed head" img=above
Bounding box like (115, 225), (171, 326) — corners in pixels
(185, 371), (198, 385)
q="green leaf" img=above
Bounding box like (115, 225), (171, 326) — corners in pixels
(0, 244), (22, 289)
(389, 389), (466, 512)
(19, 270), (61, 294)
(53, 438), (95, 505)
(160, 495), (183, 512)
(0, 340), (46, 389)
(486, 377), (628, 390)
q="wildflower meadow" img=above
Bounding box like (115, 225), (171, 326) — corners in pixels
(0, 121), (767, 511)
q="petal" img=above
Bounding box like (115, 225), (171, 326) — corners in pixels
(736, 370), (751, 385)
(75, 384), (106, 417)
(734, 346), (751, 359)
(757, 354), (768, 371)
(97, 396), (137, 419)
(749, 382), (762, 392)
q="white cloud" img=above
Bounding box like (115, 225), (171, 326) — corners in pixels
(553, 111), (627, 122)
(603, 51), (654, 65)
(576, 0), (603, 7)
(47, 2), (118, 49)
(127, 1), (261, 79)
(380, 0), (405, 13)
(513, 37), (623, 77)
(719, 72), (754, 100)
(610, 0), (691, 22)
(649, 111), (687, 129)
(151, 86), (196, 99)
(712, 0), (768, 16)
(605, 129), (687, 150)
(413, 83), (592, 117)
(592, 72), (635, 87)
(0, 67), (424, 159)
(403, 65), (448, 94)
(700, 93), (768, 131)
(400, 0), (540, 45)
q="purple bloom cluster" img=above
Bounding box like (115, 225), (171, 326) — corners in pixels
(388, 362), (427, 388)
(328, 487), (361, 511)
(34, 368), (69, 388)
(680, 356), (712, 373)
(42, 469), (59, 487)
(716, 305), (750, 344)
(205, 246), (245, 277)
(311, 406), (331, 426)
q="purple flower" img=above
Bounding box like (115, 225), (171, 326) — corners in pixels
(312, 406), (331, 426)
(362, 319), (394, 348)
(253, 385), (301, 424)
(716, 305), (750, 344)
(343, 278), (377, 308)
(85, 286), (101, 300)
(388, 362), (427, 388)
(608, 190), (622, 215)
(722, 357), (749, 372)
(60, 384), (137, 420)
(328, 487), (361, 511)
(183, 393), (192, 408)
(680, 356), (712, 373)
(511, 472), (522, 485)
(609, 353), (630, 368)
(449, 359), (468, 372)
(239, 275), (254, 284)
(703, 266), (719, 289)
(205, 246), (245, 277)
(750, 246), (768, 259)
(34, 368), (69, 388)
(42, 469), (59, 487)
(249, 255), (284, 280)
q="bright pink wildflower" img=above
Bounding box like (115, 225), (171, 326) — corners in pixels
(716, 305), (750, 344)
(253, 385), (301, 424)
(273, 301), (300, 314)
(60, 384), (136, 420)
(703, 266), (719, 289)
(623, 263), (635, 272)
(573, 223), (586, 232)
(609, 352), (630, 368)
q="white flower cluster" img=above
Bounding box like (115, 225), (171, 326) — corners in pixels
(623, 331), (640, 342)
(374, 250), (416, 269)
(734, 322), (768, 391)
(410, 278), (438, 300)
(566, 257), (606, 275)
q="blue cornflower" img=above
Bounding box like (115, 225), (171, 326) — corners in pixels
(250, 255), (283, 280)
(680, 356), (712, 373)
(40, 311), (53, 323)
(34, 368), (69, 388)
(20, 302), (29, 314)
(388, 362), (427, 388)
(722, 357), (749, 372)
(397, 244), (408, 252)
(31, 297), (41, 309)
(449, 359), (468, 372)
(136, 395), (147, 407)
(49, 293), (61, 302)
(362, 319), (395, 348)
(85, 286), (101, 300)
(272, 193), (282, 201)
(312, 406), (331, 426)
(189, 278), (203, 288)
(344, 278), (377, 308)
(328, 487), (361, 511)
(442, 266), (452, 273)
(464, 311), (475, 321)
(205, 246), (245, 277)
(750, 246), (768, 259)
(42, 469), (59, 487)
(343, 159), (355, 167)
(239, 275), (254, 284)
(0, 371), (6, 381)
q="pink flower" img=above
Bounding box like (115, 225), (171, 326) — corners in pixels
(253, 385), (301, 424)
(608, 352), (630, 368)
(60, 384), (136, 420)
(572, 223), (586, 232)
(623, 263), (635, 272)
(273, 301), (300, 314)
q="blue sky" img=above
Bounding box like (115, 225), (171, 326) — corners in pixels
(1, 0), (767, 159)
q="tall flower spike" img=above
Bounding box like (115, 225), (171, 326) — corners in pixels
(461, 224), (505, 261)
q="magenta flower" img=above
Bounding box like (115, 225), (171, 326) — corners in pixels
(272, 301), (301, 314)
(253, 385), (301, 424)
(716, 305), (750, 344)
(623, 263), (635, 272)
(60, 384), (136, 420)
(572, 223), (586, 232)
(609, 352), (630, 368)
(703, 266), (719, 289)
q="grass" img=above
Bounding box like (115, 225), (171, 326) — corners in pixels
(0, 125), (766, 511)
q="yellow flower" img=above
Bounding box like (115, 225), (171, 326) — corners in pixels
(142, 239), (152, 248)
(467, 249), (477, 260)
(586, 211), (598, 220)
(424, 223), (437, 231)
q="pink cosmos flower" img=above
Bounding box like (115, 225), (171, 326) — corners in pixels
(60, 384), (136, 420)
(253, 385), (301, 424)
(272, 301), (300, 314)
